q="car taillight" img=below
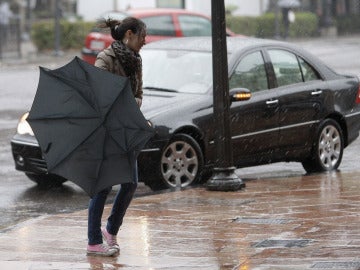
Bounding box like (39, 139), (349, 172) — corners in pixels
(356, 84), (360, 104)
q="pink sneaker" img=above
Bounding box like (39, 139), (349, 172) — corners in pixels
(86, 243), (117, 257)
(102, 228), (120, 252)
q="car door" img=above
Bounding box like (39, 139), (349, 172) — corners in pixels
(229, 50), (280, 165)
(266, 49), (326, 156)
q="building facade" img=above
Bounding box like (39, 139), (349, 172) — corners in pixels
(76, 0), (271, 21)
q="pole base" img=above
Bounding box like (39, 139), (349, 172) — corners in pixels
(206, 167), (245, 191)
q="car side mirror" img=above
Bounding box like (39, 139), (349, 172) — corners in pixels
(230, 88), (251, 102)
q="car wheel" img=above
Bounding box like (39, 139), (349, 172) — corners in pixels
(302, 119), (344, 173)
(144, 134), (204, 190)
(25, 173), (67, 187)
(160, 134), (204, 188)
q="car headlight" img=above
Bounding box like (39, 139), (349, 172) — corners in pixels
(17, 112), (34, 136)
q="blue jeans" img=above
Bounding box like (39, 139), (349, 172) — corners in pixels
(88, 164), (138, 245)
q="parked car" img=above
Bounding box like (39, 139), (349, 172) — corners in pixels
(81, 8), (236, 65)
(11, 36), (360, 191)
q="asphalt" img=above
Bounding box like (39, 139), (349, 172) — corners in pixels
(1, 38), (360, 270)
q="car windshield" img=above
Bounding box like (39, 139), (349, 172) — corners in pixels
(141, 49), (213, 94)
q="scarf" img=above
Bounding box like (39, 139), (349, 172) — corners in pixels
(111, 40), (142, 95)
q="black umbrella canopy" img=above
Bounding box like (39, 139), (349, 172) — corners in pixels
(28, 57), (154, 197)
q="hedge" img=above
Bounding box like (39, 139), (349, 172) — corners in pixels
(31, 20), (94, 51)
(227, 12), (319, 38)
(31, 12), (321, 51)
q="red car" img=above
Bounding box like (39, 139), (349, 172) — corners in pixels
(81, 8), (236, 65)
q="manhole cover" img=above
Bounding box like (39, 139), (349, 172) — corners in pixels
(232, 217), (290, 224)
(253, 239), (311, 248)
(311, 261), (360, 269)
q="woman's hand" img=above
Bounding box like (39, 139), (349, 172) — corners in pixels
(135, 98), (142, 107)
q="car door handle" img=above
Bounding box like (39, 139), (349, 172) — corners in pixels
(311, 90), (323, 96)
(266, 99), (279, 105)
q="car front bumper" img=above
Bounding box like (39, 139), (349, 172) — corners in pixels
(11, 133), (167, 182)
(11, 134), (47, 174)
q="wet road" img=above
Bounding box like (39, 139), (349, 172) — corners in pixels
(1, 36), (360, 231)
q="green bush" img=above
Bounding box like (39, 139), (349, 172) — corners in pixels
(226, 16), (258, 37)
(288, 12), (318, 38)
(256, 13), (276, 38)
(227, 12), (318, 39)
(31, 20), (94, 51)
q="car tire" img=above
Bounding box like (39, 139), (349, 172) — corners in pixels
(302, 119), (344, 173)
(144, 134), (204, 190)
(25, 173), (67, 187)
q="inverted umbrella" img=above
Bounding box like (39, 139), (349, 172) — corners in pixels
(27, 56), (154, 197)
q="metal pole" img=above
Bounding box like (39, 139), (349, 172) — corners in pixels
(54, 0), (62, 56)
(275, 0), (280, 39)
(324, 0), (333, 27)
(0, 24), (3, 60)
(16, 17), (21, 58)
(25, 0), (31, 39)
(206, 0), (245, 191)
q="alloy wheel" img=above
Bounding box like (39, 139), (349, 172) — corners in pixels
(318, 124), (341, 169)
(161, 139), (199, 188)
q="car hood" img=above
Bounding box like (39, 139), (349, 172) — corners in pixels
(140, 90), (206, 119)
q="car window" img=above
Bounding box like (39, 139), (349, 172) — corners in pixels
(229, 51), (268, 92)
(141, 15), (176, 36)
(298, 57), (321, 82)
(268, 49), (303, 87)
(178, 15), (212, 36)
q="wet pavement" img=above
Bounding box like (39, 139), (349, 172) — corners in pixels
(0, 171), (359, 269)
(1, 37), (360, 269)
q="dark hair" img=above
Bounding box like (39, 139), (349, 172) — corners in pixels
(98, 17), (146, 41)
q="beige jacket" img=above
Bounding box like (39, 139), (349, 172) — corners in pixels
(95, 46), (143, 99)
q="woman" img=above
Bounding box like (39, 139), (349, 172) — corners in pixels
(87, 17), (146, 257)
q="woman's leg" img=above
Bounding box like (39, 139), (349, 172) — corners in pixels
(88, 187), (112, 245)
(106, 163), (138, 235)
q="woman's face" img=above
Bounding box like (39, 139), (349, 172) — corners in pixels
(127, 29), (146, 53)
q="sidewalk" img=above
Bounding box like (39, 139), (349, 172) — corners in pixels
(0, 41), (80, 68)
(0, 171), (359, 270)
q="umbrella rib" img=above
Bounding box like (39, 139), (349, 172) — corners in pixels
(48, 71), (100, 113)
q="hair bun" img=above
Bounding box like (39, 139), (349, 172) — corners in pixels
(97, 18), (122, 30)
